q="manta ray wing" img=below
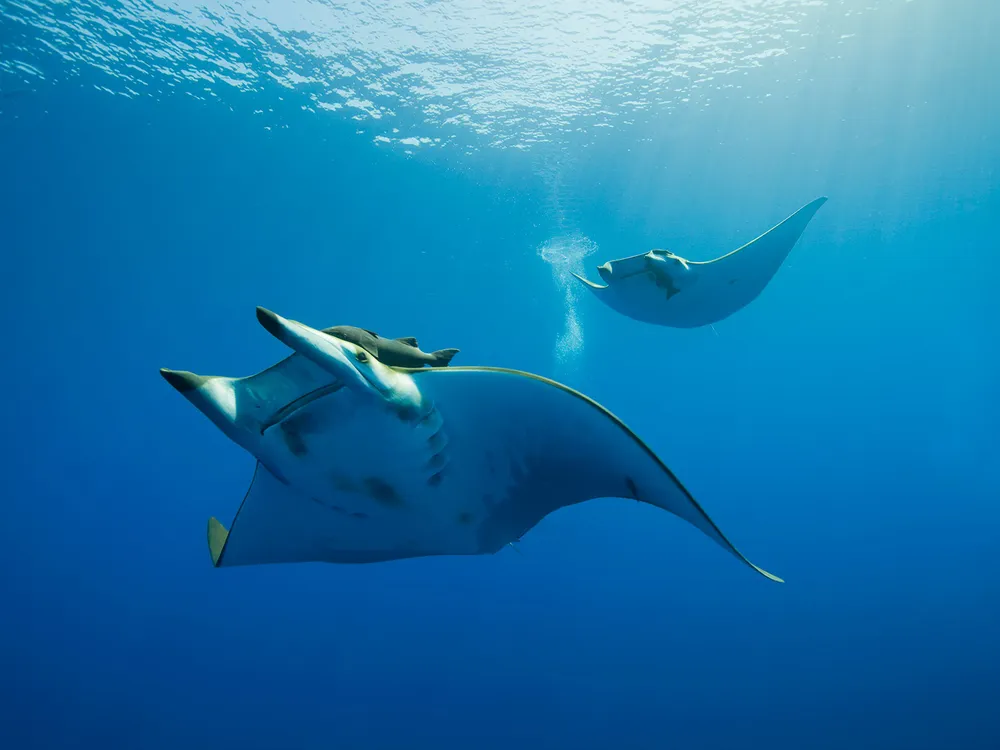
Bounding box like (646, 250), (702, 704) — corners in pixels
(209, 462), (434, 567)
(692, 196), (829, 311)
(407, 366), (782, 581)
(573, 197), (827, 328)
(202, 365), (780, 581)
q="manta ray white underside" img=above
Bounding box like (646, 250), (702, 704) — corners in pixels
(161, 307), (782, 582)
(573, 197), (828, 328)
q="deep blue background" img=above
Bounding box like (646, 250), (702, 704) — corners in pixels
(1, 1), (998, 748)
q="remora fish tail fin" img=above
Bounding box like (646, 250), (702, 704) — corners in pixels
(395, 337), (419, 347)
(430, 348), (460, 367)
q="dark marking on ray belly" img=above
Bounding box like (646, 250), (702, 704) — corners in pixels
(364, 477), (404, 507)
(625, 477), (640, 501)
(457, 511), (474, 525)
(350, 512), (369, 520)
(417, 404), (437, 426)
(426, 452), (447, 470)
(284, 410), (320, 434)
(426, 429), (447, 451)
(309, 496), (348, 514)
(280, 422), (308, 457)
(395, 404), (419, 422)
(268, 466), (290, 485)
(728, 278), (738, 285)
(427, 471), (444, 487)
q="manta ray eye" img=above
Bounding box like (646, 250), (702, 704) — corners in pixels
(356, 351), (369, 363)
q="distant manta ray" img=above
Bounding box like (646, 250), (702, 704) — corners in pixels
(161, 307), (783, 582)
(572, 197), (828, 328)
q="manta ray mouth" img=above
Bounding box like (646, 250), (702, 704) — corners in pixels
(259, 382), (345, 434)
(349, 355), (393, 398)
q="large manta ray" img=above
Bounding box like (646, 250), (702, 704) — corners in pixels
(572, 197), (828, 328)
(160, 307), (782, 582)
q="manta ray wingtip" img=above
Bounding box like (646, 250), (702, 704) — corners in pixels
(752, 563), (784, 583)
(160, 368), (206, 394)
(255, 306), (282, 331)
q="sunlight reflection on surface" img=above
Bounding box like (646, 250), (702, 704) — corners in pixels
(1, 0), (902, 151)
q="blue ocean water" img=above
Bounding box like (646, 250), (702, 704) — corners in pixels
(1, 0), (998, 748)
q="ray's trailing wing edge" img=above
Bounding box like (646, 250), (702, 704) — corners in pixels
(161, 308), (784, 583)
(404, 365), (785, 583)
(573, 196), (829, 328)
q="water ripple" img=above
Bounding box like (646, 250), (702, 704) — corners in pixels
(1, 0), (898, 150)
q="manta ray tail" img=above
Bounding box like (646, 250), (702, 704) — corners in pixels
(430, 348), (460, 367)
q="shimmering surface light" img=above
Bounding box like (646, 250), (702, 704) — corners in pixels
(1, 0), (902, 151)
